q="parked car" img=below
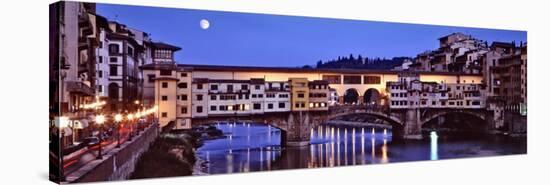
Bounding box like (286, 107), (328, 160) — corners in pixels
(82, 137), (100, 147)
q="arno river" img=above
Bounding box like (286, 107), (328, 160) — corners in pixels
(194, 122), (526, 175)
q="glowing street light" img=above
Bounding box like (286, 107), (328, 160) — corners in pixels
(115, 114), (123, 148)
(95, 115), (105, 159)
(114, 114), (123, 122)
(95, 115), (105, 125)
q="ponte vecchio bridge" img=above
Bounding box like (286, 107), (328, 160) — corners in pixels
(142, 63), (492, 146)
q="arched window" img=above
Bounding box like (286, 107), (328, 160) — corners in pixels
(344, 88), (359, 104)
(364, 88), (381, 105)
(108, 83), (119, 100)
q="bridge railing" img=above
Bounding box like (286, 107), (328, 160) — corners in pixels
(329, 104), (390, 115)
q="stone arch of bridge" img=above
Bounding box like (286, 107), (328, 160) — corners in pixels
(328, 111), (403, 127)
(420, 109), (487, 127)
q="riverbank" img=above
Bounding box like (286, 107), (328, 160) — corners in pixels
(129, 125), (224, 179)
(129, 131), (198, 179)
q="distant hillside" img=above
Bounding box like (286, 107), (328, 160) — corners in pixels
(304, 54), (410, 70)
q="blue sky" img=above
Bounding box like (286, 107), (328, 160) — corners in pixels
(97, 3), (526, 67)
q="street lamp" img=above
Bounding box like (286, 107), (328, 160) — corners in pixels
(57, 116), (70, 182)
(95, 115), (105, 159)
(127, 113), (134, 141)
(114, 114), (123, 148)
(134, 100), (140, 112)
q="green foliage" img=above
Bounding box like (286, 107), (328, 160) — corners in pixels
(316, 54), (411, 70)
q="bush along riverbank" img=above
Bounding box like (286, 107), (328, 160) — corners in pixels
(129, 125), (224, 179)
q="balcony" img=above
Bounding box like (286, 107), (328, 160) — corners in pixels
(65, 81), (95, 96)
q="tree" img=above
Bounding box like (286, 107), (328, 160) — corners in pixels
(316, 60), (323, 68)
(312, 54), (411, 70)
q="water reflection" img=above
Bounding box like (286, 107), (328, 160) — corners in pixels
(195, 122), (525, 175)
(430, 131), (438, 160)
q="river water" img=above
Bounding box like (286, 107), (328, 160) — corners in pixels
(194, 122), (526, 175)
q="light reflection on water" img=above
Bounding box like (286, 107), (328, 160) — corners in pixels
(195, 122), (525, 175)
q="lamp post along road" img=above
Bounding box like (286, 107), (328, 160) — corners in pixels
(57, 116), (69, 181)
(128, 113), (134, 141)
(115, 114), (122, 148)
(95, 115), (105, 159)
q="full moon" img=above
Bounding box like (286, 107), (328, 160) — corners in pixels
(200, 19), (210, 30)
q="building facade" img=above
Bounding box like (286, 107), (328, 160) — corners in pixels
(387, 72), (484, 109)
(409, 32), (488, 74)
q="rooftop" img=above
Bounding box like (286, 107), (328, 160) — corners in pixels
(149, 41), (182, 51)
(170, 64), (482, 76)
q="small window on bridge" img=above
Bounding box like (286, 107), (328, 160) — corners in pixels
(364, 76), (381, 84)
(343, 75), (361, 84)
(178, 82), (188, 88)
(210, 84), (218, 90)
(253, 103), (261, 110)
(322, 75), (341, 84)
(181, 107), (187, 114)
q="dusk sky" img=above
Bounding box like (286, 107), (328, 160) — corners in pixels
(97, 3), (527, 67)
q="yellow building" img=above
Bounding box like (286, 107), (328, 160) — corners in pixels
(142, 63), (193, 129)
(289, 78), (309, 111)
